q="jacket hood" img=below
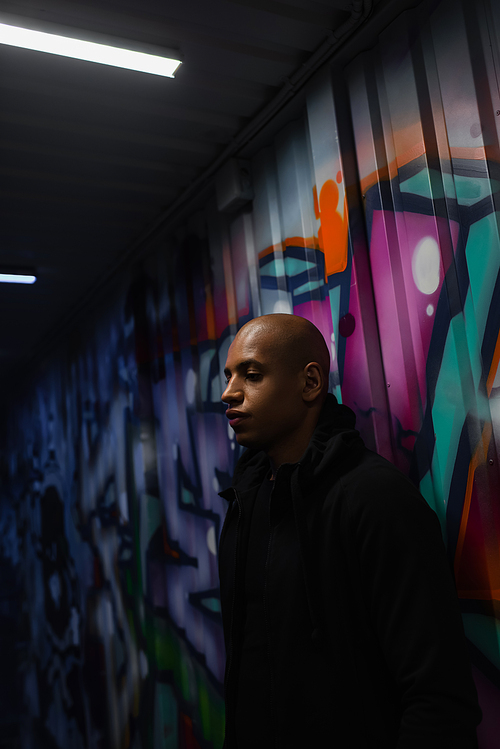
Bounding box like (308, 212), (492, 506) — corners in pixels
(230, 393), (364, 493)
(222, 393), (367, 656)
(297, 394), (364, 490)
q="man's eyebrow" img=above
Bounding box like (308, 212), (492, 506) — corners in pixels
(224, 358), (264, 376)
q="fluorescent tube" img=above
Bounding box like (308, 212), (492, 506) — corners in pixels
(0, 22), (182, 77)
(0, 273), (36, 284)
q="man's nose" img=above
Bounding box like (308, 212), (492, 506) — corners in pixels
(221, 379), (242, 405)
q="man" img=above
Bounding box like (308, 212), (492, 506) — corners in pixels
(218, 314), (481, 749)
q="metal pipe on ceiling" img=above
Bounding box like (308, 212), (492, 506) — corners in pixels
(128, 0), (374, 255)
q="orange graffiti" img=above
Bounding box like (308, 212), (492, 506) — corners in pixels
(486, 326), (500, 396)
(453, 337), (500, 601)
(454, 422), (492, 588)
(313, 179), (348, 277)
(258, 236), (320, 260)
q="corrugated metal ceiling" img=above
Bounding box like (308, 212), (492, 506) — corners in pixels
(0, 0), (378, 387)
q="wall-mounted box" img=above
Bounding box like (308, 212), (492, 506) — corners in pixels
(215, 158), (254, 213)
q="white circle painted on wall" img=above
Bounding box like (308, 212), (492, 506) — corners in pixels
(207, 526), (217, 555)
(412, 236), (440, 295)
(185, 368), (196, 404)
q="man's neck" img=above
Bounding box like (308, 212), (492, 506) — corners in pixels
(266, 403), (324, 479)
(268, 432), (314, 480)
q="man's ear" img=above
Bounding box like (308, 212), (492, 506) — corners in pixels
(302, 362), (323, 402)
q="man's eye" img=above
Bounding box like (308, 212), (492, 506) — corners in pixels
(246, 373), (261, 381)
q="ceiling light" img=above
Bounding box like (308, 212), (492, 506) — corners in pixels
(0, 272), (36, 284)
(0, 21), (182, 77)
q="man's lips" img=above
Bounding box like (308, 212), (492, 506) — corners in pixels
(225, 410), (249, 427)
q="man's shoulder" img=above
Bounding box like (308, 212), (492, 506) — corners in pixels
(336, 445), (411, 485)
(324, 446), (434, 521)
(345, 447), (410, 481)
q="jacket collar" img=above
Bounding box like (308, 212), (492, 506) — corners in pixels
(228, 394), (363, 495)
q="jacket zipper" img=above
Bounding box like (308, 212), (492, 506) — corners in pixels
(218, 494), (234, 554)
(225, 490), (242, 732)
(263, 483), (277, 749)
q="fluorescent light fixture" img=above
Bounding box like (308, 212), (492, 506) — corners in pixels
(0, 272), (36, 284)
(0, 21), (182, 77)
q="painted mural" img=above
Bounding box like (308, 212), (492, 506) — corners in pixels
(1, 0), (499, 746)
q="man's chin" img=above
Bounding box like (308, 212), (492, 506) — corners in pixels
(234, 432), (250, 447)
(234, 432), (264, 451)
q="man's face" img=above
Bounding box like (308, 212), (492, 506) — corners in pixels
(221, 328), (305, 453)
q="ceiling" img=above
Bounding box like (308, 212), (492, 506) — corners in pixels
(0, 0), (390, 393)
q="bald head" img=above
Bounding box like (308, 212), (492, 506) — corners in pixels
(222, 314), (331, 467)
(235, 314), (330, 398)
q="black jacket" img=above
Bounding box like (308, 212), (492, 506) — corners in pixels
(218, 394), (481, 749)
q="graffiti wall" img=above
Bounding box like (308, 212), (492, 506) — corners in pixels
(1, 0), (499, 746)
